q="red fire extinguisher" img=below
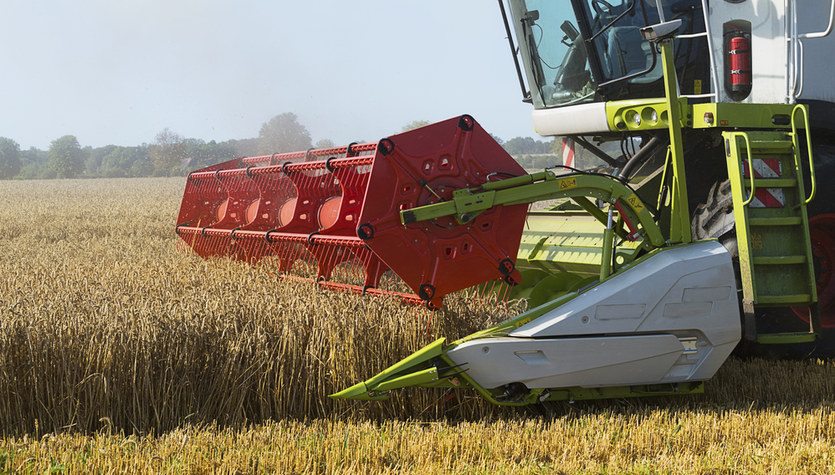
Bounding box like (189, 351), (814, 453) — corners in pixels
(727, 31), (751, 94)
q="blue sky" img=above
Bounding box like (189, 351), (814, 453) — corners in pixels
(1, 1), (539, 150)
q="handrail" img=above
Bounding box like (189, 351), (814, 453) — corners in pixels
(788, 0), (798, 102)
(795, 40), (805, 98)
(730, 133), (756, 206)
(798, 0), (835, 38)
(676, 32), (707, 39)
(791, 105), (817, 204)
(788, 0), (834, 101)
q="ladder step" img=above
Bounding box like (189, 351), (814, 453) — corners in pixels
(752, 255), (807, 265)
(756, 294), (813, 305)
(748, 217), (802, 226)
(748, 139), (794, 151)
(756, 332), (816, 344)
(744, 178), (797, 188)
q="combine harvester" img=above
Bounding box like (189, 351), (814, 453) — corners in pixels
(178, 0), (835, 405)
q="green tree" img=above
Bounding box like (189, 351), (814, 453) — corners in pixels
(258, 113), (312, 154)
(86, 144), (117, 176)
(314, 138), (335, 149)
(0, 137), (21, 179)
(48, 135), (85, 178)
(18, 147), (49, 179)
(186, 139), (237, 169)
(401, 120), (430, 132)
(503, 137), (536, 155)
(231, 137), (259, 158)
(149, 128), (187, 175)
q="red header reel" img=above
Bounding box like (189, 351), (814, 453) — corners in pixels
(176, 115), (528, 307)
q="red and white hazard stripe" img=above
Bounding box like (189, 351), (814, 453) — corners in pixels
(742, 158), (785, 208)
(562, 137), (575, 168)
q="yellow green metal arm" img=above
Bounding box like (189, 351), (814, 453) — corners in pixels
(400, 171), (665, 249)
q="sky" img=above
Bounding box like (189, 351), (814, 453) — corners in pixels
(0, 1), (540, 150)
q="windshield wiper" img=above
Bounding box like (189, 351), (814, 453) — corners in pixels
(587, 0), (637, 42)
(519, 10), (548, 98)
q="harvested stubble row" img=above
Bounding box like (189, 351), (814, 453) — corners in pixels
(1, 179), (835, 447)
(2, 410), (835, 473)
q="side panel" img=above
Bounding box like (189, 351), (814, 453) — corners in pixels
(511, 242), (740, 349)
(447, 335), (685, 389)
(707, 0), (788, 103)
(445, 242), (741, 389)
(531, 102), (610, 136)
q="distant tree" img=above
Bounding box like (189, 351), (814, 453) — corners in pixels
(0, 137), (21, 179)
(258, 113), (312, 154)
(186, 139), (238, 169)
(503, 136), (554, 155)
(232, 138), (259, 158)
(503, 137), (536, 155)
(550, 137), (563, 155)
(98, 146), (151, 177)
(401, 120), (430, 132)
(17, 147), (48, 179)
(314, 138), (335, 149)
(48, 135), (85, 178)
(21, 147), (48, 166)
(532, 155), (553, 169)
(490, 133), (505, 146)
(149, 128), (187, 175)
(17, 163), (39, 179)
(86, 144), (118, 176)
(129, 152), (154, 177)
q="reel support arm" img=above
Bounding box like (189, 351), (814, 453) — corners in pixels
(400, 171), (665, 250)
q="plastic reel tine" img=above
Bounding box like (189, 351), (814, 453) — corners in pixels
(240, 236), (258, 264)
(350, 253), (364, 286)
(340, 246), (354, 283)
(323, 243), (338, 282)
(267, 239), (282, 271)
(335, 247), (349, 283)
(497, 281), (511, 306)
(201, 234), (215, 257)
(278, 175), (293, 198)
(211, 235), (226, 257)
(175, 238), (188, 254)
(260, 237), (275, 262)
(299, 170), (314, 199)
(219, 235), (232, 258)
(258, 240), (272, 264)
(342, 248), (359, 285)
(192, 234), (210, 257)
(319, 241), (336, 282)
(290, 242), (308, 275)
(244, 238), (260, 263)
(268, 238), (282, 259)
(275, 240), (293, 273)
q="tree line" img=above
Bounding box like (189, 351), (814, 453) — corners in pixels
(0, 113), (560, 180)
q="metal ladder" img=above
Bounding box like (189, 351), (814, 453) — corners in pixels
(723, 106), (820, 343)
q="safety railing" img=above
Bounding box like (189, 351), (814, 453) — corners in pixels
(787, 0), (835, 101)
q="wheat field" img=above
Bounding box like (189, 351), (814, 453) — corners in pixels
(1, 178), (835, 473)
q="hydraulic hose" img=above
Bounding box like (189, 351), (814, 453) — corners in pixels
(617, 135), (665, 180)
